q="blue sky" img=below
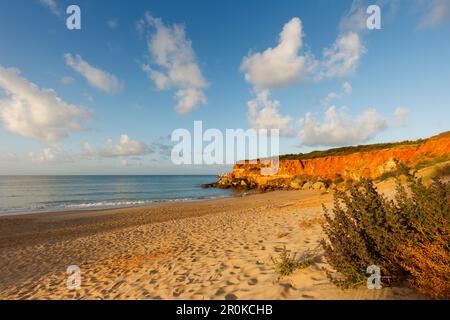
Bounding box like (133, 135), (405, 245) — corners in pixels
(0, 0), (449, 174)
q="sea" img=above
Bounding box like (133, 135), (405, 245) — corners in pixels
(0, 175), (233, 215)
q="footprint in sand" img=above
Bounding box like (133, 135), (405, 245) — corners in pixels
(247, 278), (258, 285)
(225, 293), (238, 300)
(215, 287), (226, 296)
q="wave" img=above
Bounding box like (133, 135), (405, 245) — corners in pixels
(0, 195), (230, 216)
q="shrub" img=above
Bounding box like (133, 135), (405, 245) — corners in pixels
(321, 174), (449, 298)
(433, 163), (450, 178)
(377, 163), (411, 181)
(272, 246), (320, 279)
(414, 155), (449, 170)
(279, 138), (428, 161)
(399, 241), (449, 299)
(334, 175), (345, 185)
(323, 179), (332, 188)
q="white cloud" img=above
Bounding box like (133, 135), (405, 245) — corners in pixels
(240, 18), (306, 135)
(298, 106), (388, 147)
(38, 0), (60, 16)
(28, 146), (72, 164)
(417, 0), (450, 29)
(107, 19), (119, 29)
(240, 17), (306, 90)
(320, 92), (339, 108)
(239, 16), (367, 134)
(343, 81), (353, 95)
(394, 107), (409, 127)
(314, 1), (370, 81)
(0, 66), (89, 143)
(318, 32), (366, 80)
(140, 14), (208, 114)
(321, 81), (353, 107)
(339, 0), (370, 33)
(175, 88), (207, 114)
(29, 148), (56, 163)
(239, 16), (365, 85)
(60, 76), (75, 85)
(64, 53), (122, 94)
(84, 134), (152, 158)
(247, 90), (293, 135)
(29, 147), (58, 163)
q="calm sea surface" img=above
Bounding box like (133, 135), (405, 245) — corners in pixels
(0, 175), (233, 215)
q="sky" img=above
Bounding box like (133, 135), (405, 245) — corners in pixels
(0, 0), (449, 175)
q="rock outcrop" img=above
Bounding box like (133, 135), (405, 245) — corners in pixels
(206, 131), (450, 191)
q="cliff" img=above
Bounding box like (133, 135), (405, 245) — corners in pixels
(208, 131), (450, 191)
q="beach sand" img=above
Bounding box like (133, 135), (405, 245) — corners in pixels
(0, 188), (424, 300)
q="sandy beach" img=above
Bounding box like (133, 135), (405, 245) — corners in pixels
(0, 188), (424, 300)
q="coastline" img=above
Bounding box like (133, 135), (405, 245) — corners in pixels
(0, 186), (424, 300)
(0, 193), (239, 218)
(0, 175), (236, 217)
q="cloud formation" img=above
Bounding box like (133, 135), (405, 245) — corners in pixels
(65, 53), (122, 94)
(29, 148), (56, 163)
(339, 0), (369, 33)
(318, 32), (366, 80)
(321, 81), (353, 107)
(298, 106), (388, 147)
(343, 81), (353, 95)
(0, 66), (89, 143)
(84, 134), (152, 158)
(240, 18), (309, 134)
(241, 17), (366, 135)
(240, 17), (306, 90)
(38, 0), (60, 16)
(247, 90), (293, 134)
(140, 14), (208, 114)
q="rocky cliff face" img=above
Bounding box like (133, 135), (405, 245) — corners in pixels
(208, 132), (450, 191)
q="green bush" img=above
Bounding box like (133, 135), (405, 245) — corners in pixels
(334, 175), (345, 184)
(376, 162), (410, 181)
(433, 163), (450, 178)
(321, 174), (449, 298)
(280, 137), (431, 161)
(272, 246), (320, 279)
(414, 155), (449, 170)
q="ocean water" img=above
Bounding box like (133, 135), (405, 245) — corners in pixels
(0, 175), (233, 215)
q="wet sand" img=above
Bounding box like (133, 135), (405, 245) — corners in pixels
(0, 188), (424, 300)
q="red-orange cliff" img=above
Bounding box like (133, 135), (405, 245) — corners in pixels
(211, 132), (450, 190)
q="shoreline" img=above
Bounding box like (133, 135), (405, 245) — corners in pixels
(0, 186), (267, 218)
(0, 187), (424, 300)
(0, 193), (239, 218)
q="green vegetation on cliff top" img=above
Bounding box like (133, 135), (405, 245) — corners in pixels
(278, 131), (449, 161)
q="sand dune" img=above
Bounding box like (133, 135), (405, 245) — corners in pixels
(0, 189), (424, 300)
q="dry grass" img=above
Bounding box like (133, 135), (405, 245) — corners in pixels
(399, 241), (450, 299)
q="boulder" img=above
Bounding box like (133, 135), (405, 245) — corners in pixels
(312, 181), (326, 190)
(289, 181), (302, 190)
(302, 182), (313, 190)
